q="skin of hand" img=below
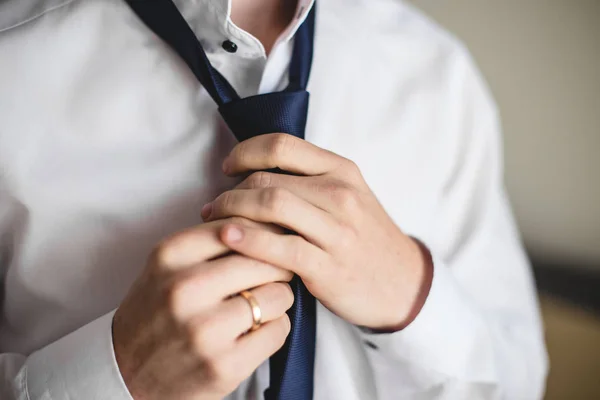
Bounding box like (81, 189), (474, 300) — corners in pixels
(202, 133), (433, 332)
(113, 218), (294, 400)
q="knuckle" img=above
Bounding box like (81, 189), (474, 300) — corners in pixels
(205, 358), (240, 393)
(236, 141), (251, 164)
(279, 283), (295, 309)
(248, 171), (273, 189)
(204, 359), (224, 384)
(288, 236), (305, 267)
(150, 241), (173, 271)
(344, 158), (361, 176)
(165, 280), (187, 317)
(190, 322), (216, 358)
(268, 134), (295, 162)
(166, 274), (212, 321)
(279, 268), (295, 283)
(260, 187), (288, 214)
(332, 186), (360, 212)
(218, 191), (236, 211)
(268, 282), (294, 309)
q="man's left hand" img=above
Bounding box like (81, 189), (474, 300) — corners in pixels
(202, 133), (432, 331)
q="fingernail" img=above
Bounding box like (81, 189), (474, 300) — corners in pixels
(222, 157), (231, 174)
(201, 203), (212, 219)
(225, 226), (244, 243)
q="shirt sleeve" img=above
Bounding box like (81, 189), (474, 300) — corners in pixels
(0, 311), (133, 400)
(356, 50), (549, 399)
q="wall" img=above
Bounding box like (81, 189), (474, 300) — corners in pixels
(409, 0), (600, 268)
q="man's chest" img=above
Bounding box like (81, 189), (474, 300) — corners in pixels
(0, 0), (441, 353)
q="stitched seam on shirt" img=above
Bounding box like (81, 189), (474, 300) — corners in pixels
(0, 0), (79, 34)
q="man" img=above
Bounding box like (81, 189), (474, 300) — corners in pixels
(0, 0), (548, 399)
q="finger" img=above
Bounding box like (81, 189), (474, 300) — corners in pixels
(213, 315), (291, 388)
(221, 282), (294, 339)
(202, 205), (285, 235)
(220, 224), (329, 285)
(169, 255), (293, 321)
(186, 283), (294, 358)
(234, 171), (362, 217)
(222, 133), (347, 176)
(204, 188), (341, 249)
(156, 217), (275, 270)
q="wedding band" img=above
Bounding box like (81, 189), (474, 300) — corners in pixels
(239, 290), (262, 331)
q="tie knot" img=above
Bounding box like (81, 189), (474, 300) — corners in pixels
(218, 90), (310, 142)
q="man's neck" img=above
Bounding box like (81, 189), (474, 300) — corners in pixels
(231, 0), (298, 55)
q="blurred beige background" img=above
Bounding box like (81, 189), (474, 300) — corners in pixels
(408, 1), (600, 399)
(409, 0), (600, 268)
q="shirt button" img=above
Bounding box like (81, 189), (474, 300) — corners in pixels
(222, 40), (238, 53)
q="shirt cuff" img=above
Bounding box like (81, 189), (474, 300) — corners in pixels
(357, 256), (493, 380)
(24, 310), (133, 399)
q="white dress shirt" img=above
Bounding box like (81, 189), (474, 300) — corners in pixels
(0, 0), (548, 399)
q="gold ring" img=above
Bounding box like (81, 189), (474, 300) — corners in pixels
(239, 290), (262, 331)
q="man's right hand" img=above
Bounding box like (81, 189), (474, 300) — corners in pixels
(112, 218), (294, 400)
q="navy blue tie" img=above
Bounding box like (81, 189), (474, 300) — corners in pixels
(126, 1), (317, 399)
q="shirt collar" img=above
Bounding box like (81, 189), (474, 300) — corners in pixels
(172, 0), (315, 59)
